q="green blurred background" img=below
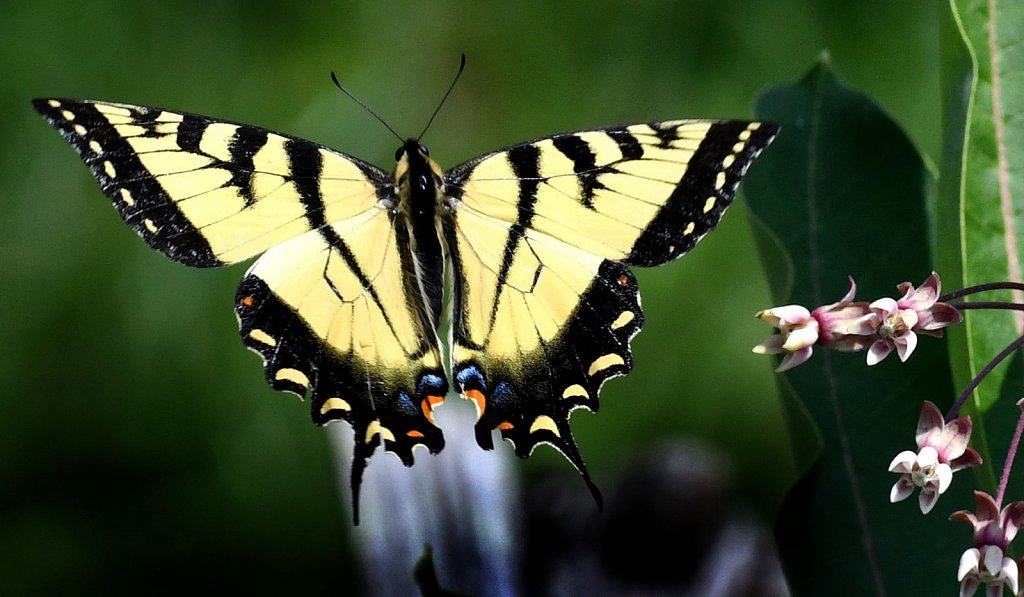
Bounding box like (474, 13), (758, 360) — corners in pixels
(3, 1), (942, 593)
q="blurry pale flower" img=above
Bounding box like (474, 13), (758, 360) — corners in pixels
(957, 545), (1018, 597)
(753, 277), (872, 371)
(888, 401), (981, 514)
(752, 305), (818, 371)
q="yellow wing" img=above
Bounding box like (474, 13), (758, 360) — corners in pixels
(34, 98), (448, 522)
(443, 120), (777, 499)
(33, 99), (384, 266)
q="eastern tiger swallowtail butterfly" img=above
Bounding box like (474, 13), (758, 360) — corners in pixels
(33, 92), (776, 523)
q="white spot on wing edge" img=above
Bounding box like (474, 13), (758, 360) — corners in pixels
(365, 420), (396, 443)
(588, 353), (625, 377)
(120, 188), (135, 206)
(562, 384), (589, 400)
(47, 99), (61, 108)
(610, 311), (635, 330)
(320, 397), (351, 415)
(248, 328), (277, 347)
(274, 367), (309, 389)
(103, 160), (116, 178)
(529, 415), (560, 437)
(703, 196), (716, 213)
(143, 219), (158, 233)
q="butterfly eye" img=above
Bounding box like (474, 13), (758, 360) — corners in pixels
(419, 144), (429, 156)
(394, 147), (404, 162)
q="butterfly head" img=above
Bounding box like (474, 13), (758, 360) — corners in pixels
(395, 139), (444, 214)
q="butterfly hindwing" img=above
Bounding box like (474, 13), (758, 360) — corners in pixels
(443, 120), (777, 490)
(235, 212), (448, 522)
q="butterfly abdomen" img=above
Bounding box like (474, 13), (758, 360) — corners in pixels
(396, 139), (446, 330)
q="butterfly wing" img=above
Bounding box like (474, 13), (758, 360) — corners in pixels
(443, 120), (778, 497)
(34, 99), (448, 522)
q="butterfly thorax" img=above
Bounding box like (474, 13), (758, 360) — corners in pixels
(394, 138), (446, 329)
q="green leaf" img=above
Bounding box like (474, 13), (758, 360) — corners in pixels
(945, 0), (1024, 525)
(944, 0), (1024, 417)
(743, 58), (971, 596)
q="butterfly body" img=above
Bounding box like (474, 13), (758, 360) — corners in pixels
(33, 97), (777, 522)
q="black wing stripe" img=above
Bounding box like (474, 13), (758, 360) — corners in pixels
(33, 99), (221, 266)
(625, 121), (779, 266)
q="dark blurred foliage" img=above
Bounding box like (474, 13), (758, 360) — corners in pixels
(3, 1), (940, 594)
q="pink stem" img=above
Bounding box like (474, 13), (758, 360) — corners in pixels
(997, 405), (1024, 508)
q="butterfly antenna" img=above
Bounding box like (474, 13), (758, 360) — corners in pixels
(330, 71), (404, 144)
(417, 53), (466, 141)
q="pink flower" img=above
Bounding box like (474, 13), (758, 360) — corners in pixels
(957, 546), (1018, 597)
(952, 491), (1024, 596)
(752, 305), (819, 371)
(753, 277), (872, 371)
(889, 401), (982, 514)
(859, 273), (963, 366)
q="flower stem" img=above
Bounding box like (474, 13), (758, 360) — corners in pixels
(996, 407), (1024, 508)
(940, 282), (1024, 302)
(948, 301), (1024, 311)
(947, 335), (1024, 421)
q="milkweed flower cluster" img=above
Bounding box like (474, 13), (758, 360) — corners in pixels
(888, 401), (981, 514)
(754, 272), (1024, 596)
(953, 490), (1024, 597)
(752, 272), (962, 371)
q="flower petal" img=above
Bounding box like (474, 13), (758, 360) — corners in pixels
(959, 577), (979, 597)
(895, 330), (919, 362)
(782, 323), (820, 351)
(960, 577), (980, 597)
(866, 341), (892, 366)
(890, 476), (915, 503)
(917, 302), (963, 331)
(752, 335), (785, 355)
(919, 486), (939, 514)
(1002, 557), (1019, 595)
(939, 417), (974, 461)
(918, 446), (939, 467)
(844, 313), (880, 336)
(915, 401), (945, 445)
(973, 491), (1001, 523)
(776, 346), (813, 372)
(889, 450), (920, 473)
(899, 272), (941, 310)
(982, 545), (1004, 575)
(936, 463), (953, 494)
(757, 305), (810, 327)
(1000, 501), (1024, 544)
(951, 448), (983, 472)
(959, 547), (981, 581)
(870, 297), (898, 315)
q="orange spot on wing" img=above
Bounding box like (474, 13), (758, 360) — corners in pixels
(617, 275), (629, 287)
(240, 295), (255, 308)
(497, 421), (514, 431)
(420, 395), (445, 425)
(463, 389), (486, 418)
(407, 430), (425, 438)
